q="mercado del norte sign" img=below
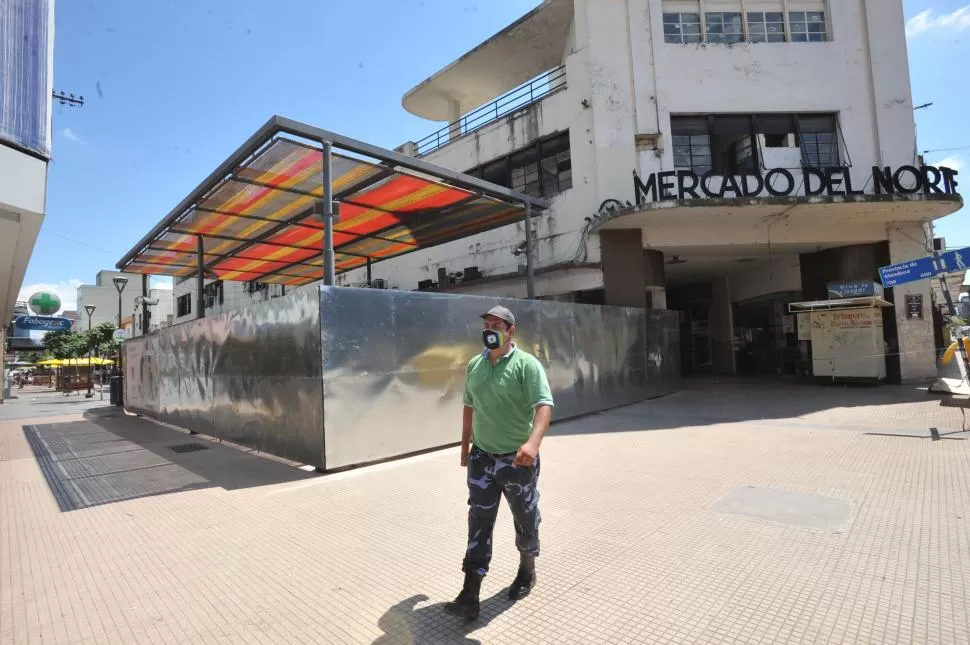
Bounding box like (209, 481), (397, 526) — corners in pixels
(634, 165), (960, 203)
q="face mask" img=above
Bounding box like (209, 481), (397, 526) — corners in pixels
(482, 329), (507, 350)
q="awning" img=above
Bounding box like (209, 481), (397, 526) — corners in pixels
(789, 297), (894, 313)
(116, 116), (548, 287)
(402, 0), (574, 121)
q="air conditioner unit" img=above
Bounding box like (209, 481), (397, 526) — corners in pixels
(371, 278), (388, 289)
(394, 141), (418, 156)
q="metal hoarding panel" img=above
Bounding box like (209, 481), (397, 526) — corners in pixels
(123, 288), (324, 468)
(320, 287), (680, 470)
(646, 310), (682, 396)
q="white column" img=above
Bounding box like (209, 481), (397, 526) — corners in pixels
(888, 223), (937, 381)
(447, 98), (462, 142)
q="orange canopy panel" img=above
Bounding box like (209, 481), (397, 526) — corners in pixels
(117, 117), (547, 287)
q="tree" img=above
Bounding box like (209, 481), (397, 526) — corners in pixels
(87, 322), (120, 356)
(43, 329), (85, 359)
(42, 323), (122, 360)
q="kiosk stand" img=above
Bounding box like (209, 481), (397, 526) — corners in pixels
(790, 291), (893, 384)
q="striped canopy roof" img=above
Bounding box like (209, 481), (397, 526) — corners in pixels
(117, 117), (547, 286)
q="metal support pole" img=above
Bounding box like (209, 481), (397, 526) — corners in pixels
(196, 234), (206, 319)
(933, 251), (970, 379)
(141, 274), (150, 336)
(86, 311), (93, 399)
(321, 141), (335, 286)
(366, 258), (372, 287)
(524, 201), (536, 299)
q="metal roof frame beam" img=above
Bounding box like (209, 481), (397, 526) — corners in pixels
(117, 115), (547, 272)
(273, 116), (549, 210)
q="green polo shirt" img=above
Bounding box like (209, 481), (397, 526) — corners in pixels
(463, 345), (554, 454)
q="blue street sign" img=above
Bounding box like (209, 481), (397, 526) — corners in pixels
(936, 248), (970, 274)
(878, 257), (938, 288)
(13, 316), (72, 332)
(879, 248), (970, 288)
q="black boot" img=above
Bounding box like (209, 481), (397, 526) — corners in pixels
(508, 554), (536, 600)
(443, 571), (482, 621)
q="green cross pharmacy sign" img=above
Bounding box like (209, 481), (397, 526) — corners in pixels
(28, 291), (61, 316)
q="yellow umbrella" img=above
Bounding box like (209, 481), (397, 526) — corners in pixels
(36, 358), (62, 366)
(56, 357), (115, 367)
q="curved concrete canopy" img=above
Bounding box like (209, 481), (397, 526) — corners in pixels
(402, 0), (573, 122)
(591, 193), (965, 232)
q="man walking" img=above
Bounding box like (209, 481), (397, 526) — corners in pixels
(444, 306), (554, 621)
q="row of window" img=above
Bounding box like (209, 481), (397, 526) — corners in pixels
(664, 11), (826, 44)
(671, 113), (839, 175)
(176, 293), (192, 318)
(176, 280), (287, 317)
(204, 280), (224, 308)
(465, 131), (572, 199)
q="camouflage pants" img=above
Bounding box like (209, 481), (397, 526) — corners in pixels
(462, 445), (541, 577)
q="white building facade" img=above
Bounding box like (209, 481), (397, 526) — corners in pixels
(163, 0), (961, 384)
(324, 0), (962, 383)
(170, 276), (302, 325)
(75, 271), (144, 332)
(124, 288), (174, 337)
(0, 0), (54, 400)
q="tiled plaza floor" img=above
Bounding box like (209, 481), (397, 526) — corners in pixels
(1, 379), (968, 644)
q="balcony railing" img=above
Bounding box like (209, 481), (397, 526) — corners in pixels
(415, 65), (567, 157)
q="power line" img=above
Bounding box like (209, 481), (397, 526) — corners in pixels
(922, 145), (970, 154)
(46, 231), (115, 256)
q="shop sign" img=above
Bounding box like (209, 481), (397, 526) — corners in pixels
(14, 316), (72, 332)
(905, 294), (924, 320)
(633, 165), (960, 204)
(827, 281), (882, 299)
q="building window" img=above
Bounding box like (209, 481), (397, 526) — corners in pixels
(747, 11), (785, 42)
(247, 281), (268, 295)
(670, 112), (840, 172)
(672, 115), (755, 175)
(796, 115), (839, 167)
(671, 117), (713, 175)
(510, 147), (539, 196)
(203, 280), (223, 308)
(466, 131), (572, 199)
(540, 134), (572, 195)
(705, 12), (744, 44)
(663, 13), (702, 44)
(176, 294), (192, 317)
(789, 11), (827, 42)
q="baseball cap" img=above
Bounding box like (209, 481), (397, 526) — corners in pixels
(481, 305), (515, 327)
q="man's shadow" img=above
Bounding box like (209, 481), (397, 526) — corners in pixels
(372, 591), (516, 644)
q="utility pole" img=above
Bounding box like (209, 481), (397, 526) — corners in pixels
(52, 90), (84, 107)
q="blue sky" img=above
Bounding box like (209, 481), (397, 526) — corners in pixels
(18, 0), (970, 309)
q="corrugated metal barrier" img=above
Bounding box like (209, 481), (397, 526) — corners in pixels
(124, 287), (679, 470)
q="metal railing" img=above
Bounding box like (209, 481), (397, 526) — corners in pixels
(415, 65), (567, 157)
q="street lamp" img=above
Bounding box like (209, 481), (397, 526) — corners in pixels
(112, 277), (129, 327)
(84, 305), (96, 398)
(112, 277), (128, 406)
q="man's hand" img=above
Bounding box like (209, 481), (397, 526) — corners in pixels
(513, 441), (539, 467)
(460, 448), (469, 467)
